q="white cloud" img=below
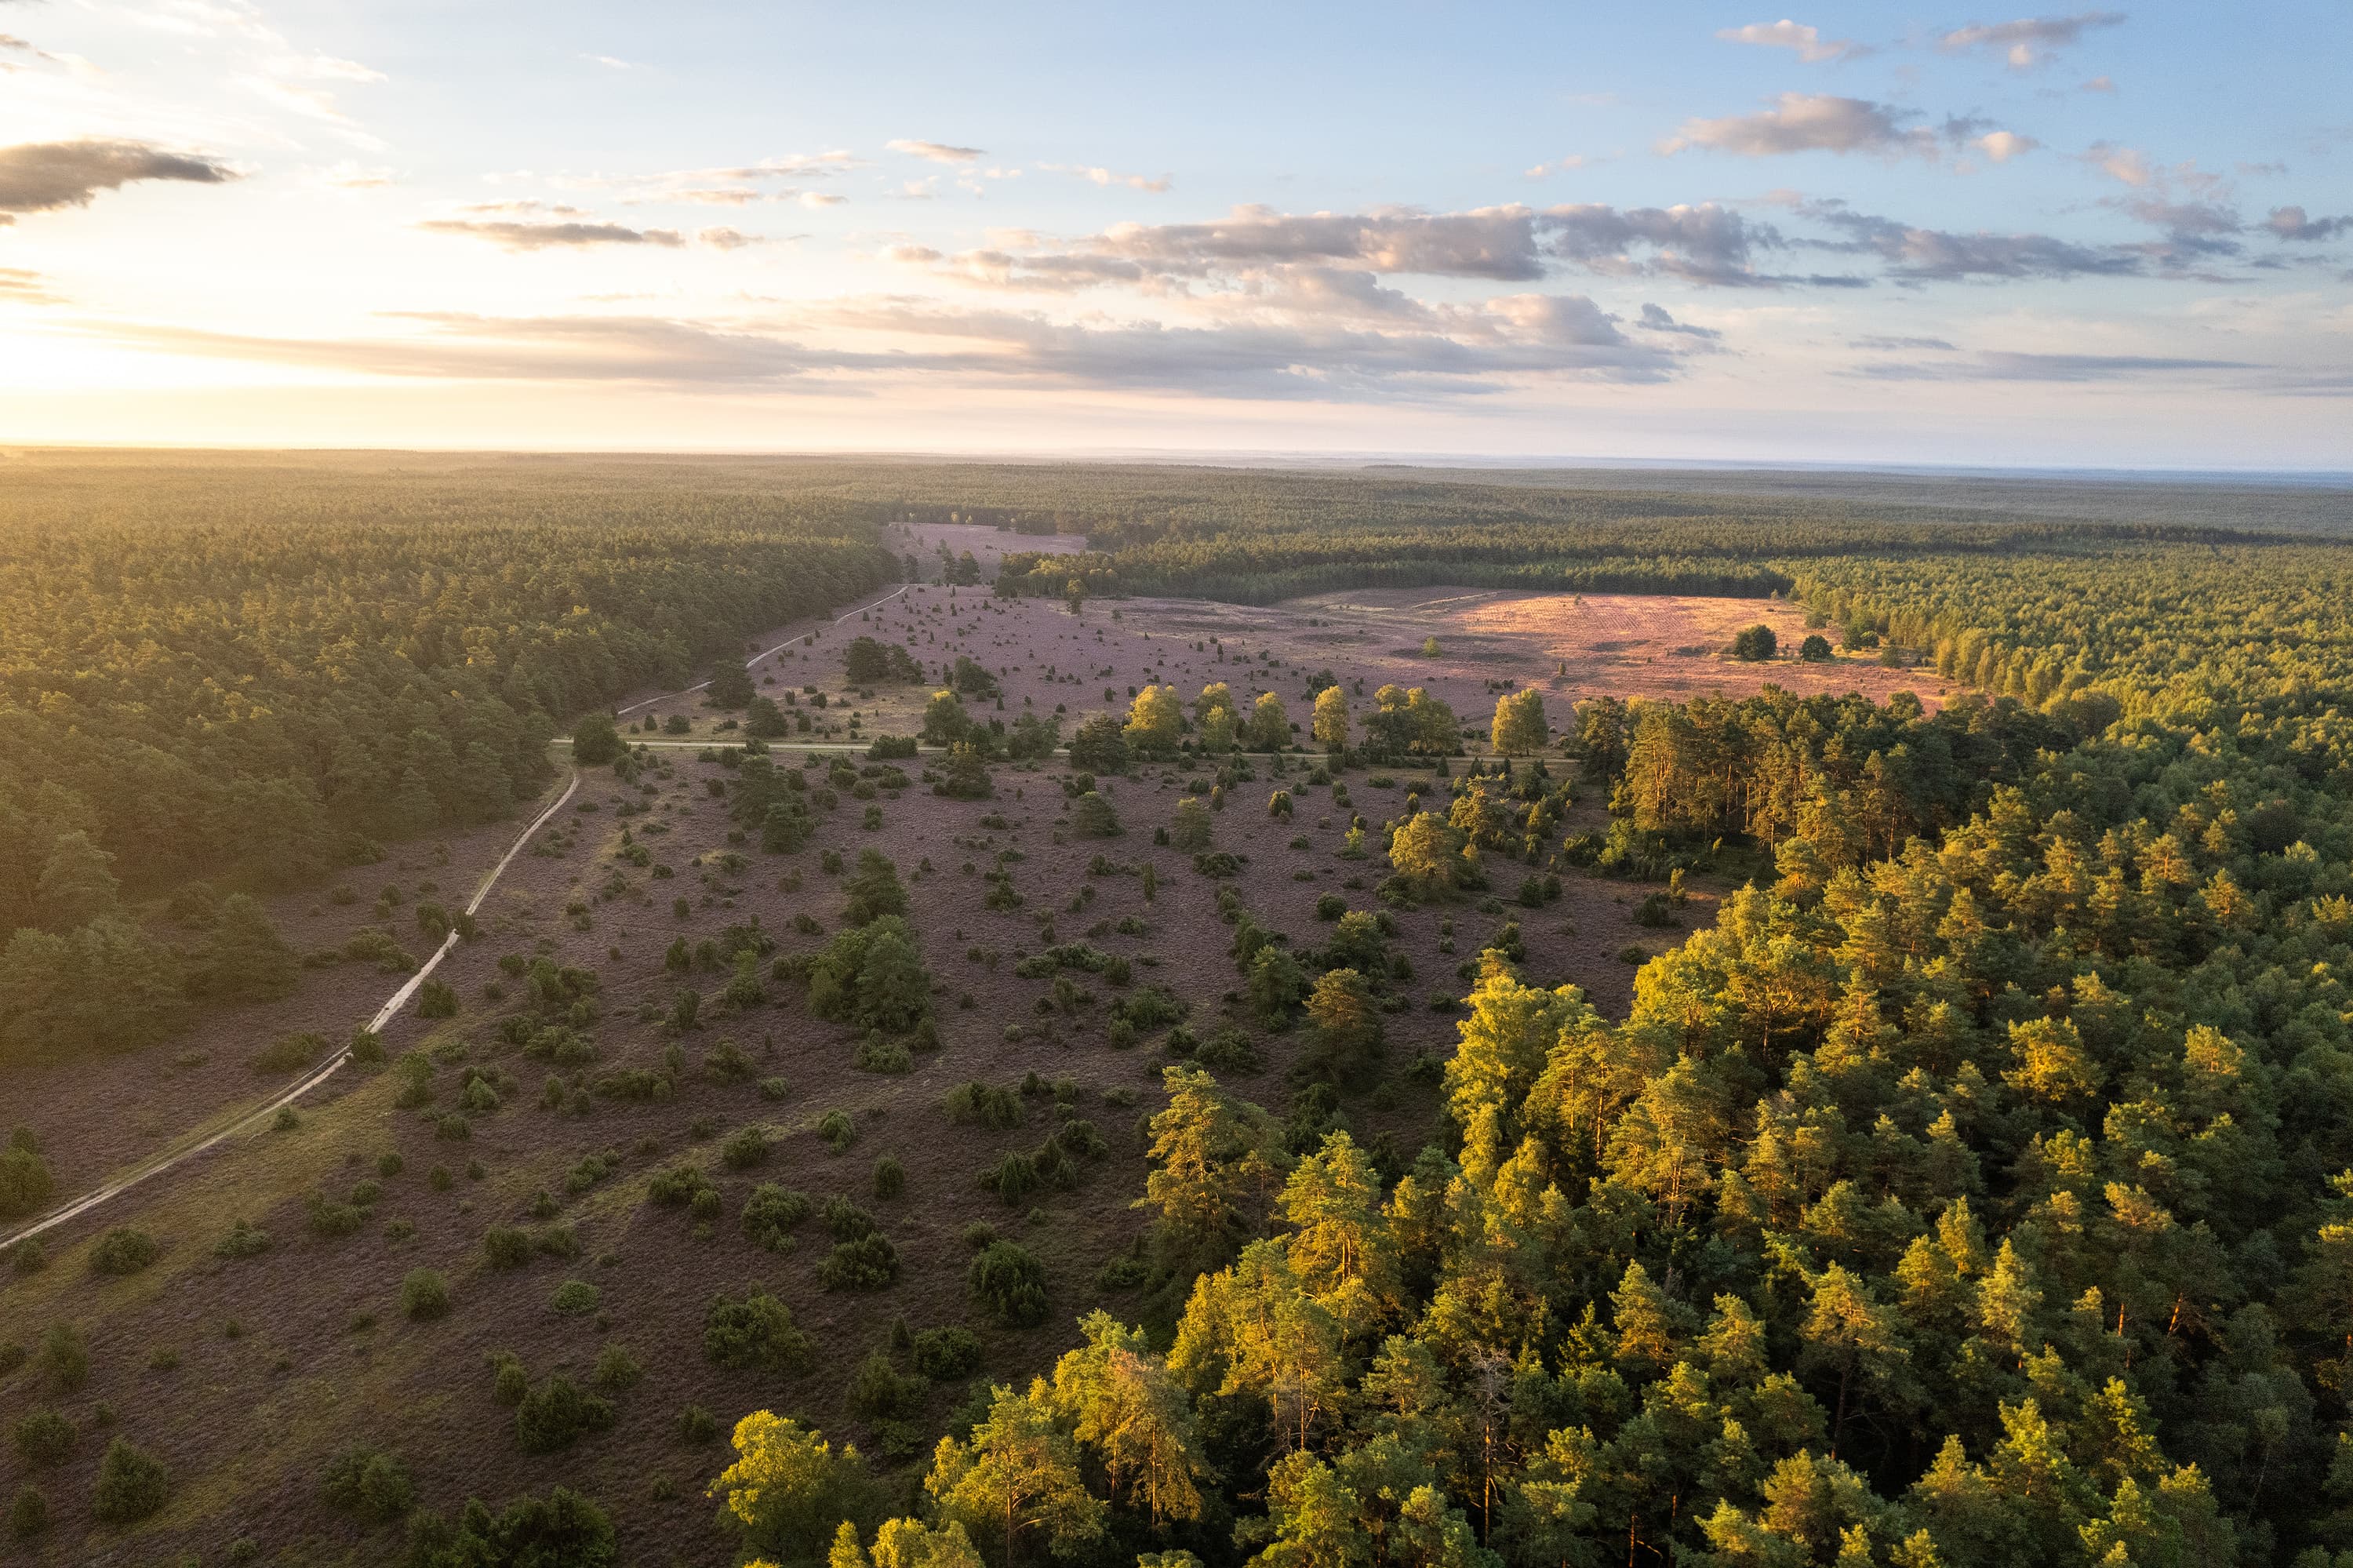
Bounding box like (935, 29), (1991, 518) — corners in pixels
(1715, 20), (1867, 63)
(1042, 162), (1172, 193)
(1973, 130), (2038, 163)
(886, 139), (985, 163)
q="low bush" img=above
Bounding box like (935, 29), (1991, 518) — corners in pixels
(944, 1079), (1023, 1129)
(817, 1233), (901, 1291)
(93, 1438), (170, 1525)
(89, 1227), (159, 1276)
(592, 1344), (643, 1392)
(911, 1326), (983, 1381)
(968, 1240), (1049, 1327)
(400, 1268), (452, 1320)
(703, 1289), (814, 1373)
(719, 1126), (770, 1170)
(849, 1352), (926, 1421)
(10, 1407), (75, 1468)
(250, 1031), (327, 1074)
(816, 1109), (856, 1153)
(321, 1443), (413, 1523)
(482, 1224), (533, 1268)
(740, 1184), (812, 1250)
(874, 1155), (906, 1199)
(514, 1375), (614, 1453)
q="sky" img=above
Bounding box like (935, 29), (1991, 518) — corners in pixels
(1, 1), (2348, 468)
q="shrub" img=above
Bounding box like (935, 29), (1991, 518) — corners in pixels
(1729, 624), (1777, 661)
(250, 1031), (326, 1073)
(416, 979), (460, 1018)
(874, 1155), (906, 1199)
(849, 1352), (925, 1421)
(817, 1233), (901, 1290)
(7, 1484), (45, 1540)
(1195, 1026), (1264, 1075)
(1315, 893), (1347, 921)
(647, 1162), (715, 1207)
(821, 1196), (877, 1240)
(592, 1344), (644, 1392)
(11, 1407), (75, 1468)
(35, 1324), (86, 1391)
(93, 1437), (170, 1525)
(515, 1375), (615, 1453)
(719, 1126), (770, 1170)
(816, 1109), (856, 1153)
(704, 1289), (814, 1373)
(978, 1150), (1042, 1207)
(551, 1280), (600, 1315)
(911, 1326), (983, 1381)
(853, 1036), (913, 1074)
(321, 1443), (413, 1523)
(400, 1268), (452, 1320)
(490, 1353), (529, 1407)
(1799, 632), (1834, 661)
(969, 1241), (1049, 1327)
(677, 1404), (722, 1444)
(482, 1224), (533, 1268)
(944, 1079), (1023, 1128)
(740, 1184), (812, 1250)
(1634, 892), (1678, 929)
(89, 1227), (159, 1276)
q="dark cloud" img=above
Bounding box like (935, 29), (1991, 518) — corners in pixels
(1937, 11), (2126, 67)
(1857, 350), (2253, 382)
(1799, 198), (2140, 280)
(0, 139), (236, 222)
(416, 219), (685, 250)
(1541, 202), (1783, 286)
(1636, 303), (1721, 340)
(2267, 205), (2351, 242)
(897, 201), (1809, 295)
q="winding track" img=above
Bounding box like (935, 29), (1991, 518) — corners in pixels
(0, 583), (913, 1253)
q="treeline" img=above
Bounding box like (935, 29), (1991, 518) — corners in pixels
(0, 454), (896, 1067)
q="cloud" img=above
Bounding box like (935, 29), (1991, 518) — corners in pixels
(584, 53), (631, 69)
(1636, 303), (1722, 340)
(1936, 11), (2126, 69)
(1715, 20), (1867, 63)
(1543, 202), (1786, 286)
(900, 201), (1846, 296)
(1858, 350), (2252, 381)
(887, 139), (985, 163)
(1800, 198), (2140, 279)
(1524, 155), (1589, 177)
(1042, 163), (1172, 193)
(416, 218), (685, 249)
(0, 265), (60, 304)
(1973, 131), (2038, 162)
(89, 293), (1684, 400)
(801, 191), (846, 208)
(319, 161), (394, 189)
(2081, 74), (2115, 91)
(0, 138), (237, 220)
(2266, 206), (2350, 242)
(1850, 335), (1958, 350)
(1660, 94), (2009, 160)
(696, 226), (763, 249)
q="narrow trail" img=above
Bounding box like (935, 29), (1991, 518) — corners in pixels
(0, 580), (914, 1253)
